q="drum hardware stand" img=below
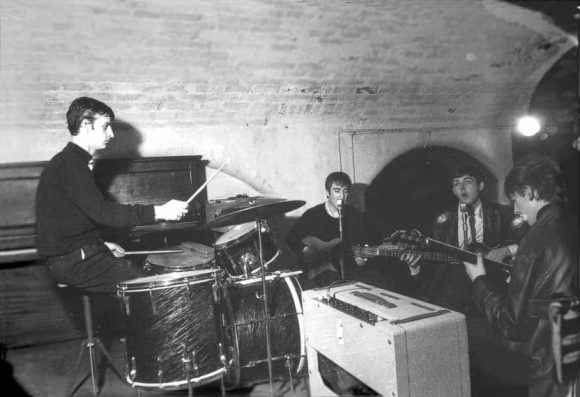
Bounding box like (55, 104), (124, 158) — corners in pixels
(157, 358), (164, 388)
(284, 354), (296, 393)
(218, 343), (227, 397)
(127, 355), (136, 381)
(256, 217), (275, 397)
(182, 346), (198, 397)
(149, 287), (158, 315)
(66, 293), (125, 397)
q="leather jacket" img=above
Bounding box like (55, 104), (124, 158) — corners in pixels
(409, 199), (521, 313)
(473, 203), (579, 379)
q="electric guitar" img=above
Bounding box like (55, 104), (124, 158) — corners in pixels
(352, 243), (456, 263)
(390, 230), (512, 272)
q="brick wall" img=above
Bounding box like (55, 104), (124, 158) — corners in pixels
(0, 0), (573, 207)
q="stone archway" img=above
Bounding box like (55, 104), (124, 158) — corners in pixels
(364, 146), (499, 241)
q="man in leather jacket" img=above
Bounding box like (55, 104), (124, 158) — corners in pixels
(464, 156), (579, 397)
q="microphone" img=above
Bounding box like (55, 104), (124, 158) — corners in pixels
(459, 203), (467, 213)
(336, 199), (344, 220)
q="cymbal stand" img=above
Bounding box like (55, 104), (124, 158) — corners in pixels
(256, 217), (274, 396)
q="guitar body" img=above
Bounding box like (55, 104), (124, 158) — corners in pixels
(301, 237), (342, 281)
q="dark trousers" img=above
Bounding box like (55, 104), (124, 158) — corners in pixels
(46, 243), (147, 294)
(529, 373), (572, 397)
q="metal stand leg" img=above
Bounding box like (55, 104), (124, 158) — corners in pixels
(257, 219), (274, 397)
(66, 294), (124, 397)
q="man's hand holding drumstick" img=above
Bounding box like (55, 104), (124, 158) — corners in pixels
(154, 160), (230, 222)
(154, 199), (189, 221)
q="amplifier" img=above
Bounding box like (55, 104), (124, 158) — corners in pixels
(303, 282), (470, 397)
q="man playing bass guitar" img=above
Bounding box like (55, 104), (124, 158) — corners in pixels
(285, 172), (368, 289)
(401, 163), (526, 312)
(400, 163), (530, 396)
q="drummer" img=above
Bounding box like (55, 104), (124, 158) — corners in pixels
(36, 97), (189, 294)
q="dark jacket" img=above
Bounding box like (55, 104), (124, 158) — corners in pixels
(405, 199), (522, 313)
(473, 203), (579, 380)
(432, 199), (523, 249)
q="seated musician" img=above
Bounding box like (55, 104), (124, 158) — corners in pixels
(285, 172), (368, 289)
(400, 163), (525, 313)
(463, 156), (578, 397)
(36, 97), (189, 293)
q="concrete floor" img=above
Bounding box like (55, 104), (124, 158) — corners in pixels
(3, 338), (310, 397)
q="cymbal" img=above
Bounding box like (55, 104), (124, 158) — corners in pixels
(206, 199), (305, 228)
(213, 196), (288, 214)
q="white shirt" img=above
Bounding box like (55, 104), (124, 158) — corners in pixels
(457, 201), (483, 249)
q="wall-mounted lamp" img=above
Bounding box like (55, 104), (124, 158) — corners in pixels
(515, 115), (557, 140)
(516, 116), (542, 137)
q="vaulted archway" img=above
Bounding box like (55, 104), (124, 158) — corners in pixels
(365, 146), (499, 241)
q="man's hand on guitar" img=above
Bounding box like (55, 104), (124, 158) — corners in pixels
(354, 256), (367, 266)
(463, 252), (486, 281)
(485, 245), (512, 262)
(401, 252), (422, 275)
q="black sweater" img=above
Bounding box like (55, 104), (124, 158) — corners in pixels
(35, 142), (155, 257)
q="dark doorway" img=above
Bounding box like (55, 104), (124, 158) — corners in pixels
(365, 146), (498, 241)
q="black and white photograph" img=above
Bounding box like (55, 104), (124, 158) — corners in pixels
(0, 1), (578, 396)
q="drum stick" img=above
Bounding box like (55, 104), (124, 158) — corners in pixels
(123, 249), (183, 256)
(186, 159), (230, 204)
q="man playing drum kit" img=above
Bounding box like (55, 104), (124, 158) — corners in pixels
(36, 96), (189, 293)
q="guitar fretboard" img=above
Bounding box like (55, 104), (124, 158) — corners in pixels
(424, 238), (511, 269)
(352, 245), (456, 263)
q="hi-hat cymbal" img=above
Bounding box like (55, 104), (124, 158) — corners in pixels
(206, 199), (305, 228)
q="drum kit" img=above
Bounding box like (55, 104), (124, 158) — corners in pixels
(116, 198), (307, 396)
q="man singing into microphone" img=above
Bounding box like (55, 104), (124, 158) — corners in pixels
(401, 164), (523, 312)
(400, 163), (528, 395)
(285, 172), (368, 289)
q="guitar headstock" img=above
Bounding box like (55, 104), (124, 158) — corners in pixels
(390, 229), (427, 248)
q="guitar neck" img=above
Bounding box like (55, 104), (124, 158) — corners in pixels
(424, 238), (511, 269)
(353, 245), (455, 263)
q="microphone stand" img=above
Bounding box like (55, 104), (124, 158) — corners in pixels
(338, 203), (345, 280)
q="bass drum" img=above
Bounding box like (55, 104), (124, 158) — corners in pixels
(221, 272), (306, 389)
(117, 269), (226, 390)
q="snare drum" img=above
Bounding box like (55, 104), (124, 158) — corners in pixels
(117, 269), (226, 390)
(221, 272), (306, 389)
(214, 222), (280, 278)
(144, 248), (214, 274)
